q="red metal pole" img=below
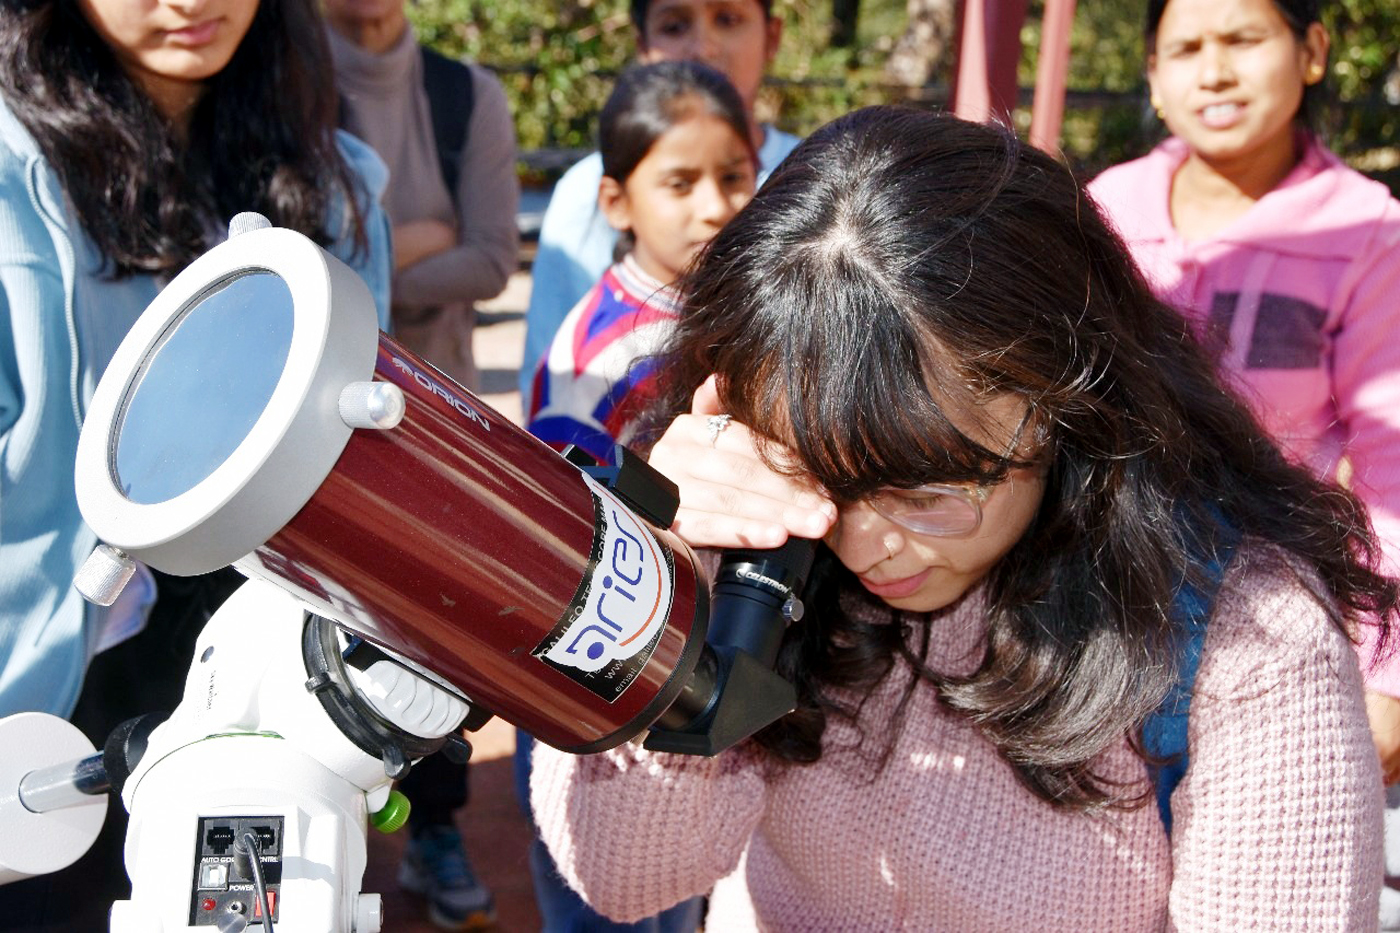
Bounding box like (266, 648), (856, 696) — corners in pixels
(953, 0), (993, 122)
(1029, 0), (1077, 151)
(953, 0), (1029, 124)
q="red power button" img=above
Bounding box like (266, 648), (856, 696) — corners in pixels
(253, 891), (277, 919)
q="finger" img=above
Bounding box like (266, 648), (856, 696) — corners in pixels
(671, 506), (834, 550)
(692, 410), (826, 504)
(690, 373), (723, 417)
(650, 401), (837, 549)
(654, 418), (836, 525)
(670, 509), (790, 550)
(676, 456), (834, 528)
(676, 476), (834, 538)
(651, 426), (834, 519)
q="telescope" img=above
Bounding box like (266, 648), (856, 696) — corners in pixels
(0, 214), (813, 930)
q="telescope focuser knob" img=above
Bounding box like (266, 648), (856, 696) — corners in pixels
(74, 544), (137, 606)
(226, 212), (272, 238)
(782, 595), (804, 623)
(339, 382), (406, 430)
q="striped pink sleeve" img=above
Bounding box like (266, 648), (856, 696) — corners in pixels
(1167, 551), (1384, 929)
(530, 739), (768, 922)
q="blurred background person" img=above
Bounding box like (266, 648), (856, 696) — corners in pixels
(528, 61), (757, 457)
(327, 0), (518, 393)
(1087, 0), (1400, 922)
(519, 0), (798, 412)
(325, 0), (519, 925)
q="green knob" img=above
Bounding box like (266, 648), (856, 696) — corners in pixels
(371, 790), (411, 834)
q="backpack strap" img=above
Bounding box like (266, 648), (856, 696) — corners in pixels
(419, 46), (475, 205)
(1142, 524), (1239, 835)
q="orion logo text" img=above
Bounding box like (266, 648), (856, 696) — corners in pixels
(392, 357), (491, 432)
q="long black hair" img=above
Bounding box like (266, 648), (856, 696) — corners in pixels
(652, 106), (1396, 810)
(0, 0), (367, 277)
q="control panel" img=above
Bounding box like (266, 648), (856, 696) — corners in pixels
(189, 815), (283, 927)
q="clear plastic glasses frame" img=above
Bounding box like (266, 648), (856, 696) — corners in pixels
(868, 481), (996, 537)
(865, 410), (1034, 538)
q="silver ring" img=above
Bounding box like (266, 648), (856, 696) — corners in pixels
(706, 413), (733, 447)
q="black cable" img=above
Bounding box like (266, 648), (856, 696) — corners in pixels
(236, 831), (275, 932)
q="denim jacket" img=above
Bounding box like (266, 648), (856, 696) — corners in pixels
(0, 95), (392, 716)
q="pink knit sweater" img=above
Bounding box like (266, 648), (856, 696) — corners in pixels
(532, 548), (1383, 930)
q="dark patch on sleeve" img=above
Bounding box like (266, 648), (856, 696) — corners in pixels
(1206, 292), (1327, 370)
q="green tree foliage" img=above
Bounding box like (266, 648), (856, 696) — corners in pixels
(407, 0), (916, 151)
(406, 0), (635, 153)
(409, 0), (1397, 180)
(1325, 0), (1400, 178)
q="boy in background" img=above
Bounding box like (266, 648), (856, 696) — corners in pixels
(328, 0), (519, 394)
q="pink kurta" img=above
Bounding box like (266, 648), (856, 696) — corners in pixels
(1090, 138), (1400, 694)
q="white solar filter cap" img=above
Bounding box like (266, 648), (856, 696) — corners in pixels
(74, 217), (381, 576)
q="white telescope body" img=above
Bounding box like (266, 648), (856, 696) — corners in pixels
(0, 215), (802, 929)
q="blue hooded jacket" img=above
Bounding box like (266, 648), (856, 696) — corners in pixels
(0, 96), (392, 717)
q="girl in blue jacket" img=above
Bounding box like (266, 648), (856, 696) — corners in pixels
(0, 0), (391, 723)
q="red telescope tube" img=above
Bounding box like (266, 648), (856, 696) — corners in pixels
(242, 335), (708, 753)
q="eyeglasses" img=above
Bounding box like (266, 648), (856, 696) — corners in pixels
(867, 482), (996, 538)
(862, 410), (1035, 538)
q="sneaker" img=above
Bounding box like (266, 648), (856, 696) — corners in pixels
(398, 824), (498, 930)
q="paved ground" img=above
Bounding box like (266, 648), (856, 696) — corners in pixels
(362, 273), (544, 932)
(471, 271), (532, 427)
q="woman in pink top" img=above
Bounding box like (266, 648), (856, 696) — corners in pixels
(530, 108), (1396, 930)
(1090, 2), (1400, 922)
(1088, 0), (1400, 778)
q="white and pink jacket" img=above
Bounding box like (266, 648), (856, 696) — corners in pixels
(1091, 137), (1400, 696)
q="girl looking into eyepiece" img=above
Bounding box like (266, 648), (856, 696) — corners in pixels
(531, 106), (1394, 930)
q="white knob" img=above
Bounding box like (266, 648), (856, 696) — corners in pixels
(72, 544), (136, 607)
(348, 660), (469, 739)
(339, 382), (406, 430)
(227, 212), (272, 238)
(354, 893), (384, 933)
